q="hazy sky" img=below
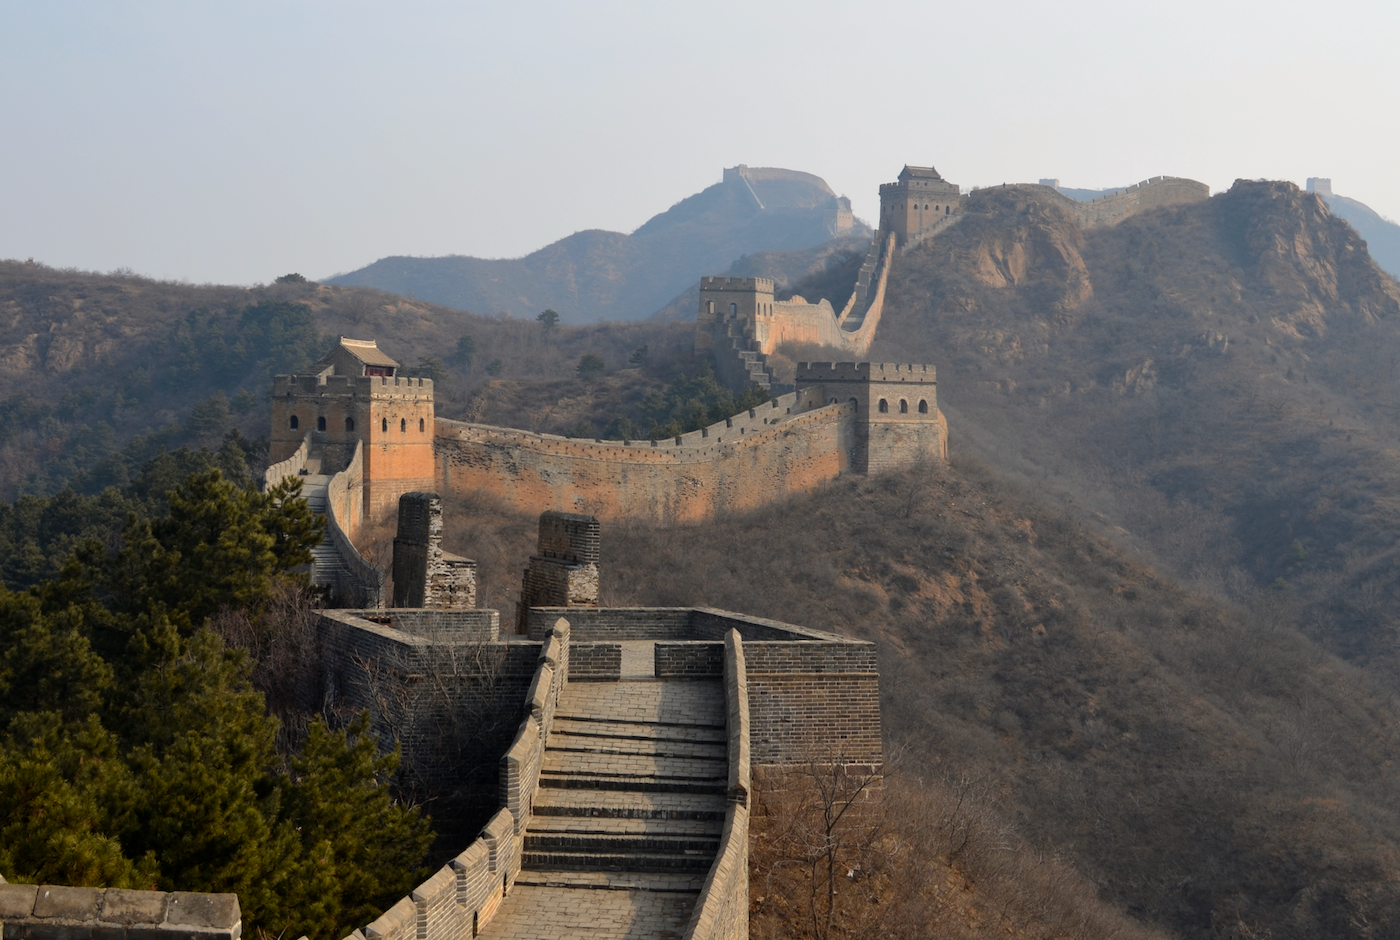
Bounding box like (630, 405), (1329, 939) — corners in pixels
(2, 1), (1397, 287)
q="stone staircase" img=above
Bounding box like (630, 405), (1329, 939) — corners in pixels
(296, 470), (345, 589)
(479, 651), (727, 939)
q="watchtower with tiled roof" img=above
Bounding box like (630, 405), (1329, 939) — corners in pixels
(878, 164), (964, 245)
(271, 337), (436, 521)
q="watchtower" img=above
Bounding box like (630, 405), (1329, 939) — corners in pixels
(270, 337), (436, 521)
(879, 165), (964, 245)
(796, 362), (945, 473)
(694, 276), (776, 354)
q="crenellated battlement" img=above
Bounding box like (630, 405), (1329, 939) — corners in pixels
(796, 361), (936, 382)
(699, 276), (775, 292)
(272, 373), (434, 400)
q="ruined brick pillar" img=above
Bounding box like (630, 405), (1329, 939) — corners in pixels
(391, 492), (477, 609)
(516, 511), (600, 632)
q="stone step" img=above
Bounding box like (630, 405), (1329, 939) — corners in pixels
(526, 816), (721, 838)
(540, 751), (726, 781)
(545, 735), (726, 761)
(524, 832), (720, 855)
(531, 789), (726, 821)
(538, 774), (726, 796)
(550, 717), (726, 742)
(553, 682), (724, 727)
(521, 850), (715, 873)
(511, 871), (705, 893)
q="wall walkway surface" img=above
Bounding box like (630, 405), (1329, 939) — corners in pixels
(435, 395), (854, 524)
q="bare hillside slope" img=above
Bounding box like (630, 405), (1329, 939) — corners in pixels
(861, 180), (1400, 666)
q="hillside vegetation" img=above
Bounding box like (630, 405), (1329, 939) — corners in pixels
(855, 180), (1400, 669)
(438, 457), (1400, 940)
(0, 261), (692, 498)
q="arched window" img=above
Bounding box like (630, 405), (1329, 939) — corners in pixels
(707, 301), (715, 314)
(945, 205), (950, 215)
(729, 302), (737, 316)
(382, 417), (388, 432)
(317, 415), (326, 431)
(345, 417), (355, 431)
(918, 399), (929, 414)
(400, 418), (406, 432)
(289, 415), (299, 430)
(878, 399), (888, 413)
(418, 418), (425, 432)
(900, 400), (908, 413)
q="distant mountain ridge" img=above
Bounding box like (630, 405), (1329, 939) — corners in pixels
(1320, 192), (1400, 281)
(326, 166), (869, 324)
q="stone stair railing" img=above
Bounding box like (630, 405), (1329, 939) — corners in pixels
(324, 441), (386, 608)
(263, 432), (312, 491)
(683, 629), (751, 940)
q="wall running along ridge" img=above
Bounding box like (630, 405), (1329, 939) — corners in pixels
(1038, 175), (1210, 228)
(435, 393), (857, 524)
(695, 233), (895, 392)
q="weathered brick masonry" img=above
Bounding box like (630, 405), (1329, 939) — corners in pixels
(435, 395), (855, 524)
(0, 881), (241, 940)
(392, 492), (478, 609)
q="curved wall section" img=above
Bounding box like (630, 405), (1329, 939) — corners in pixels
(435, 396), (854, 524)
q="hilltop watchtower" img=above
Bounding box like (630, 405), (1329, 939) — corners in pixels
(796, 362), (946, 473)
(271, 337), (436, 521)
(879, 165), (964, 245)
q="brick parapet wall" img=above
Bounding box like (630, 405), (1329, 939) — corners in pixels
(326, 441), (385, 607)
(434, 397), (852, 524)
(0, 883), (241, 940)
(350, 618), (570, 940)
(526, 607), (842, 643)
(317, 610), (539, 792)
(568, 643), (622, 680)
(655, 642), (724, 677)
(262, 432), (310, 492)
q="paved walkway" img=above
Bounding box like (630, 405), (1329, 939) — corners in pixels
(477, 658), (725, 940)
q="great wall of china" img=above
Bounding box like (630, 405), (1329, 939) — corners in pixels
(0, 165), (1215, 940)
